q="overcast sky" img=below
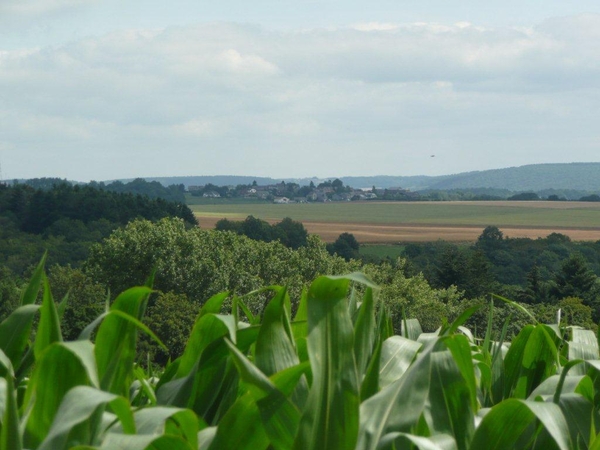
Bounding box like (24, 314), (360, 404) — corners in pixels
(2, 1), (600, 181)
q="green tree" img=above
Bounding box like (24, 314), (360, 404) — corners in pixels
(85, 218), (357, 309)
(519, 264), (549, 304)
(273, 217), (308, 249)
(434, 245), (468, 290)
(476, 226), (504, 252)
(327, 233), (360, 261)
(463, 250), (495, 298)
(552, 253), (597, 301)
(0, 266), (20, 321)
(240, 215), (274, 242)
(48, 265), (107, 340)
(138, 291), (199, 366)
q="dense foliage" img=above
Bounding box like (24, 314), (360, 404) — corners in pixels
(0, 182), (196, 273)
(90, 178), (187, 203)
(215, 216), (309, 249)
(14, 177), (187, 203)
(3, 262), (600, 449)
(401, 226), (600, 318)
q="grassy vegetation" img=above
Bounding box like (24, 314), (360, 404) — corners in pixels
(4, 259), (600, 449)
(190, 201), (600, 229)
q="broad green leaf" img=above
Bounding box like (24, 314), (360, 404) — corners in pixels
(470, 399), (571, 450)
(132, 366), (158, 406)
(504, 324), (557, 399)
(401, 318), (423, 341)
(0, 304), (40, 369)
(157, 326), (259, 421)
(529, 374), (589, 401)
(360, 338), (382, 401)
(177, 314), (235, 378)
(379, 335), (422, 389)
(207, 393), (269, 450)
(198, 427), (217, 450)
(33, 275), (63, 359)
(428, 346), (474, 450)
(327, 272), (379, 289)
(569, 327), (599, 375)
(354, 287), (376, 376)
(19, 252), (46, 306)
(0, 359), (21, 450)
(38, 386), (134, 450)
(95, 287), (153, 396)
(357, 345), (432, 450)
(23, 341), (98, 448)
(294, 276), (360, 450)
(226, 340), (304, 450)
(99, 433), (193, 450)
(78, 311), (109, 341)
(255, 286), (307, 408)
(379, 432), (457, 450)
(442, 335), (478, 412)
(131, 408), (200, 448)
(557, 394), (600, 449)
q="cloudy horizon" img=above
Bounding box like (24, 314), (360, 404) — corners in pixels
(2, 1), (600, 181)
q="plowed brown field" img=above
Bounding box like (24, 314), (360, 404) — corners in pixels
(196, 216), (600, 243)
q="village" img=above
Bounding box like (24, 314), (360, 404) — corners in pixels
(187, 179), (418, 203)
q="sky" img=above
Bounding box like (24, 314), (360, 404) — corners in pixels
(1, 1), (600, 181)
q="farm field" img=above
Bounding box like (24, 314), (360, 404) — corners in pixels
(192, 201), (600, 242)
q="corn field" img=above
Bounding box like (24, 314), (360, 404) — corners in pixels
(2, 256), (600, 449)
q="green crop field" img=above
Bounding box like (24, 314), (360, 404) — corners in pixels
(191, 201), (600, 229)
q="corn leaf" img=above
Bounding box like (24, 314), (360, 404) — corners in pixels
(354, 287), (376, 377)
(0, 356), (20, 450)
(0, 304), (40, 370)
(19, 252), (46, 306)
(95, 287), (153, 396)
(294, 276), (360, 450)
(470, 399), (571, 450)
(255, 286), (307, 408)
(34, 275), (63, 359)
(379, 335), (422, 389)
(38, 386), (134, 450)
(23, 341), (98, 448)
(427, 346), (474, 450)
(357, 344), (432, 450)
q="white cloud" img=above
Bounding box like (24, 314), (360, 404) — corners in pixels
(352, 22), (399, 32)
(2, 17), (600, 179)
(0, 0), (92, 15)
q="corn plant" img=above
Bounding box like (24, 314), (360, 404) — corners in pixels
(2, 256), (600, 449)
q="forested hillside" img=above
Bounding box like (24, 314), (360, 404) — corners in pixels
(129, 162), (600, 192)
(0, 182), (196, 273)
(426, 163), (600, 191)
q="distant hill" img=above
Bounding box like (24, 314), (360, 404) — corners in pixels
(115, 175), (441, 190)
(113, 162), (600, 193)
(424, 163), (600, 192)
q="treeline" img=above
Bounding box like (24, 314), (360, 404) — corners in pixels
(12, 177), (187, 203)
(214, 215), (360, 259)
(399, 226), (600, 319)
(0, 182), (196, 273)
(215, 216), (308, 249)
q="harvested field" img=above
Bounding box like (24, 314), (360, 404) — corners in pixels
(193, 201), (600, 243)
(196, 216), (600, 243)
